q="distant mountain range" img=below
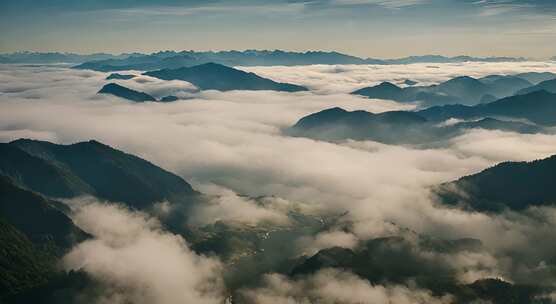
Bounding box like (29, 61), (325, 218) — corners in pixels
(0, 50), (509, 71)
(514, 72), (556, 85)
(97, 63), (309, 97)
(516, 78), (556, 95)
(143, 62), (308, 92)
(418, 90), (556, 125)
(352, 72), (556, 106)
(437, 154), (556, 212)
(288, 90), (553, 145)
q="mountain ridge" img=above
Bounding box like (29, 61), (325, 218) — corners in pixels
(436, 154), (556, 212)
(288, 90), (553, 144)
(143, 62), (309, 92)
(352, 74), (539, 106)
(2, 139), (199, 209)
(57, 50), (530, 71)
(98, 83), (156, 102)
(418, 90), (556, 125)
(516, 78), (556, 95)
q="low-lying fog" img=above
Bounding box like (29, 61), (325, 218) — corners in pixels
(2, 61), (556, 303)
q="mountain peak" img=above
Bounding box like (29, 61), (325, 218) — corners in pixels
(106, 73), (135, 80)
(351, 82), (405, 101)
(4, 138), (198, 209)
(442, 76), (481, 85)
(377, 81), (401, 89)
(319, 107), (348, 114)
(144, 63), (308, 92)
(196, 62), (227, 68)
(516, 79), (556, 95)
(77, 139), (111, 149)
(98, 83), (156, 102)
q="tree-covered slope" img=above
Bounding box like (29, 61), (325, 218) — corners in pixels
(3, 139), (198, 209)
(437, 154), (556, 212)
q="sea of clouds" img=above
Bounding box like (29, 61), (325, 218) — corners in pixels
(2, 61), (556, 303)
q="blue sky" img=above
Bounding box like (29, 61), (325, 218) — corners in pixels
(1, 0), (555, 58)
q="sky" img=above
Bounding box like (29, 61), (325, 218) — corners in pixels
(1, 0), (555, 59)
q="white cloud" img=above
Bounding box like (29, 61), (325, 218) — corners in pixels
(63, 199), (224, 304)
(449, 129), (556, 161)
(188, 184), (291, 226)
(238, 61), (556, 94)
(2, 62), (556, 287)
(116, 74), (198, 98)
(240, 269), (453, 304)
(295, 230), (359, 256)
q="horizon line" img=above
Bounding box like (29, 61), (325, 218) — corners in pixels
(1, 49), (546, 61)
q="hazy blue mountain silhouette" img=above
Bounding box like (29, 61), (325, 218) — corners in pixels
(478, 75), (507, 84)
(74, 50), (366, 71)
(144, 62), (308, 92)
(514, 72), (556, 85)
(516, 78), (556, 95)
(288, 100), (546, 144)
(418, 90), (556, 126)
(480, 94), (498, 103)
(434, 76), (489, 102)
(288, 107), (432, 144)
(352, 74), (534, 106)
(450, 117), (541, 134)
(105, 73), (135, 80)
(352, 82), (407, 101)
(160, 95), (179, 102)
(74, 53), (200, 71)
(382, 54), (525, 65)
(478, 75), (532, 97)
(98, 83), (156, 102)
(71, 50), (527, 72)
